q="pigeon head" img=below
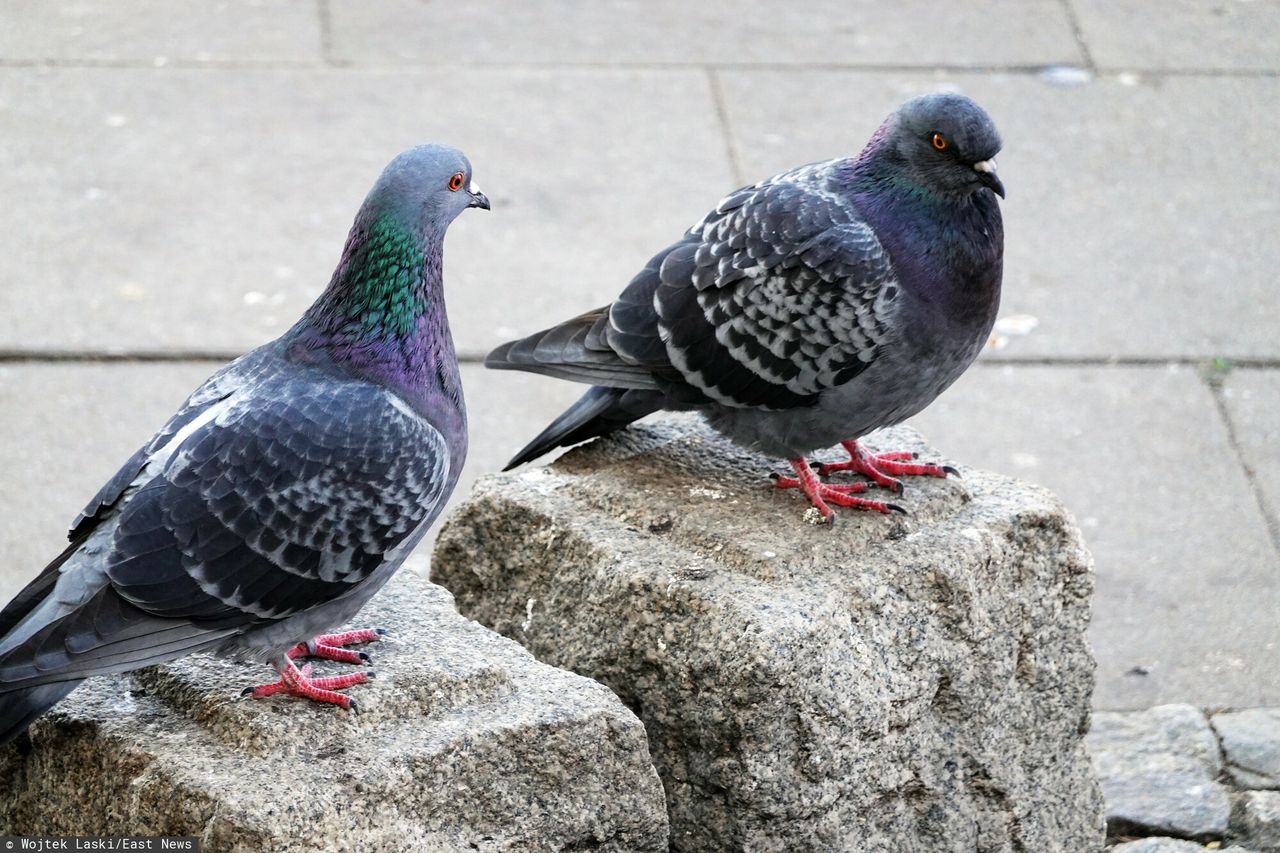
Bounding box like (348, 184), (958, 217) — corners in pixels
(300, 144), (488, 351)
(878, 93), (1005, 200)
(363, 144), (490, 232)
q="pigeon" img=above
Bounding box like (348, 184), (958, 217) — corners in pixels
(0, 144), (489, 743)
(487, 93), (1004, 521)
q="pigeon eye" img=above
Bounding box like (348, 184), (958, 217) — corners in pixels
(448, 172), (465, 191)
(931, 132), (948, 151)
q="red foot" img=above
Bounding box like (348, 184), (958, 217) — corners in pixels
(816, 440), (957, 493)
(285, 627), (388, 665)
(242, 660), (373, 711)
(774, 458), (903, 522)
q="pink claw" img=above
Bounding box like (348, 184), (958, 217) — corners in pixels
(816, 440), (956, 492)
(246, 628), (387, 711)
(285, 627), (388, 665)
(774, 458), (903, 521)
(242, 660), (373, 710)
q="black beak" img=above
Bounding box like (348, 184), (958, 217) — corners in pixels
(974, 160), (1005, 199)
(468, 190), (491, 210)
(981, 172), (1006, 199)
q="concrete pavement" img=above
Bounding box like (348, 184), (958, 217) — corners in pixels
(0, 0), (1276, 710)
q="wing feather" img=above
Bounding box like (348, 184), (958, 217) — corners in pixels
(653, 163), (900, 409)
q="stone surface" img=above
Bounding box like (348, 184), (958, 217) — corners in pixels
(719, 71), (1280, 360)
(1109, 839), (1220, 853)
(1231, 790), (1280, 852)
(0, 0), (323, 64)
(0, 572), (668, 851)
(1214, 709), (1280, 790)
(433, 417), (1104, 852)
(1087, 705), (1230, 840)
(1072, 0), (1280, 72)
(909, 363), (1280, 710)
(0, 66), (732, 357)
(329, 0), (1082, 67)
(0, 362), (581, 604)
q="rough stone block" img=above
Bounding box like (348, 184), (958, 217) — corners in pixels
(1087, 705), (1230, 841)
(1215, 709), (1280, 790)
(0, 573), (668, 852)
(433, 417), (1104, 852)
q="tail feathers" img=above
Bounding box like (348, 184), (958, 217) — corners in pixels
(486, 309), (661, 391)
(0, 585), (234, 741)
(0, 681), (80, 745)
(505, 386), (663, 470)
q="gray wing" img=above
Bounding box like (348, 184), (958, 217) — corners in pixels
(106, 375), (450, 624)
(0, 354), (257, 640)
(640, 165), (900, 410)
(0, 371), (449, 688)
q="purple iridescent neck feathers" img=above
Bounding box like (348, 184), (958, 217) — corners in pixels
(289, 145), (488, 409)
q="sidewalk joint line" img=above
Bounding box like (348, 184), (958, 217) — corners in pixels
(1058, 0), (1097, 71)
(0, 58), (1274, 78)
(5, 351), (1280, 372)
(1209, 382), (1280, 557)
(316, 0), (336, 67)
(6, 351), (1280, 369)
(976, 355), (1280, 369)
(705, 67), (746, 186)
(0, 350), (241, 364)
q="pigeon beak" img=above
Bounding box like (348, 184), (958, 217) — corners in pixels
(467, 181), (490, 210)
(973, 159), (1005, 199)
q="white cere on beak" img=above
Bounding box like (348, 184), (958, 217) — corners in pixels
(973, 159), (998, 174)
(468, 180), (481, 195)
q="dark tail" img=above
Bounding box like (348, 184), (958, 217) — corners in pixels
(0, 538), (85, 744)
(505, 386), (663, 470)
(0, 681), (81, 745)
(0, 538), (230, 745)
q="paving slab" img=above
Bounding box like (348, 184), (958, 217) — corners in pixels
(0, 362), (581, 604)
(0, 66), (732, 357)
(908, 363), (1280, 709)
(0, 0), (323, 64)
(1072, 0), (1280, 72)
(1214, 708), (1280, 790)
(329, 0), (1082, 68)
(718, 70), (1280, 360)
(1221, 369), (1280, 545)
(1087, 705), (1230, 840)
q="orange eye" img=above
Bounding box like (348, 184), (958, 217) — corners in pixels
(448, 172), (465, 191)
(931, 132), (948, 151)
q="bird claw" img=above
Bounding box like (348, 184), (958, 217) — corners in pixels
(819, 440), (956, 491)
(778, 459), (903, 519)
(247, 628), (386, 710)
(286, 628), (386, 666)
(242, 659), (372, 710)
